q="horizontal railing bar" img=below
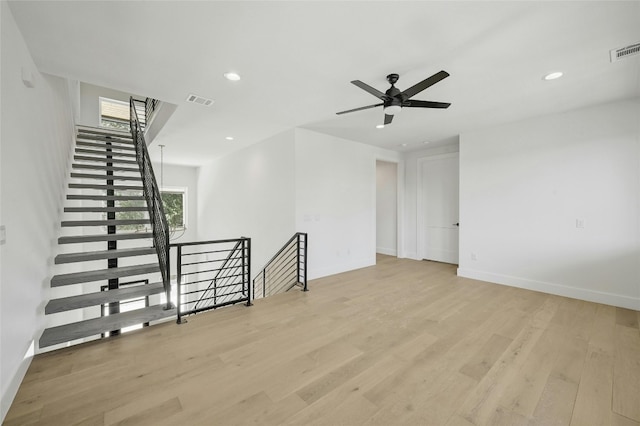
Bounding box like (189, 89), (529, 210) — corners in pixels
(257, 233), (300, 272)
(181, 273), (245, 286)
(266, 244), (296, 266)
(171, 238), (248, 248)
(179, 248), (239, 257)
(179, 264), (246, 278)
(266, 255), (297, 278)
(179, 281), (243, 297)
(181, 255), (243, 267)
(183, 289), (245, 305)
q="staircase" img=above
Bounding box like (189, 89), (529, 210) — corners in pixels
(40, 125), (175, 348)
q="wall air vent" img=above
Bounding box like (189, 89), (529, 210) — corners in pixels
(610, 42), (640, 62)
(186, 94), (214, 106)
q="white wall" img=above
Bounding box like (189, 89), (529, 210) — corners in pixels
(402, 141), (459, 259)
(197, 130), (296, 279)
(0, 2), (74, 419)
(376, 161), (397, 256)
(78, 82), (143, 128)
(458, 99), (640, 310)
(295, 128), (400, 279)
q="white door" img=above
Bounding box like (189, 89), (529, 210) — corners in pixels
(419, 153), (459, 264)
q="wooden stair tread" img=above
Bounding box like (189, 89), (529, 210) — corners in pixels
(39, 305), (176, 348)
(70, 173), (141, 181)
(76, 125), (132, 135)
(75, 148), (137, 158)
(68, 183), (143, 191)
(45, 282), (165, 314)
(72, 164), (140, 173)
(55, 247), (156, 264)
(76, 141), (135, 151)
(76, 136), (134, 145)
(73, 156), (138, 165)
(61, 219), (150, 227)
(58, 232), (152, 244)
(67, 194), (145, 201)
(64, 206), (147, 213)
(51, 263), (160, 287)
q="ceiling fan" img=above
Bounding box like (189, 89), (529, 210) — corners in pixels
(336, 70), (451, 125)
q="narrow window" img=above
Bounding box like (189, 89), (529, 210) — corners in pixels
(99, 97), (130, 131)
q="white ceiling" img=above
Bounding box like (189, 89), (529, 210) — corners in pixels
(9, 1), (640, 166)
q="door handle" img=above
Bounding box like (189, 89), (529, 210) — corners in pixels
(453, 222), (459, 227)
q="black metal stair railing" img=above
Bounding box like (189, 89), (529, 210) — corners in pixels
(129, 97), (172, 308)
(253, 232), (308, 299)
(173, 238), (252, 323)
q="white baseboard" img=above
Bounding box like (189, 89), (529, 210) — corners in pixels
(1, 355), (32, 423)
(376, 247), (397, 256)
(457, 268), (640, 310)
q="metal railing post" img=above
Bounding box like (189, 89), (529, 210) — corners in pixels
(176, 245), (185, 324)
(296, 233), (301, 286)
(246, 238), (252, 306)
(303, 233), (308, 291)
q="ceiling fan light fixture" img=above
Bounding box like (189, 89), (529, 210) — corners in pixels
(383, 105), (402, 115)
(543, 71), (563, 81)
(224, 72), (241, 81)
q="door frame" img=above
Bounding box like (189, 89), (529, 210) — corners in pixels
(417, 152), (459, 262)
(373, 156), (404, 260)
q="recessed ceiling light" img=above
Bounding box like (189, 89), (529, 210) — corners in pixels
(423, 141), (430, 144)
(376, 124), (385, 129)
(224, 72), (241, 81)
(543, 71), (563, 81)
(400, 143), (408, 147)
(225, 136), (234, 141)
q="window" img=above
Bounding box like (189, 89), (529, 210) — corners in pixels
(161, 191), (186, 230)
(111, 188), (186, 233)
(99, 97), (130, 131)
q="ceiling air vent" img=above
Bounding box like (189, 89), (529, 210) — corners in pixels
(610, 42), (640, 62)
(186, 94), (214, 106)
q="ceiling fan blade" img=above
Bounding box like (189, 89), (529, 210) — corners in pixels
(401, 70), (450, 100)
(351, 80), (387, 100)
(384, 114), (394, 125)
(336, 103), (384, 115)
(404, 100), (451, 109)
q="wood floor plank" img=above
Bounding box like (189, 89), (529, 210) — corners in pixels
(613, 324), (640, 422)
(5, 255), (639, 425)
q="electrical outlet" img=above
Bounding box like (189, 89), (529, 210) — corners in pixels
(576, 218), (586, 229)
(0, 225), (5, 245)
(471, 252), (477, 261)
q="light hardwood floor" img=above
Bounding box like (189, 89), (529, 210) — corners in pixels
(5, 255), (640, 425)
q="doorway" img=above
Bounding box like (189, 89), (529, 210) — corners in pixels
(417, 153), (459, 264)
(376, 160), (398, 256)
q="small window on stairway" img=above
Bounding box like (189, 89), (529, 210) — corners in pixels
(161, 189), (186, 232)
(99, 97), (130, 131)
